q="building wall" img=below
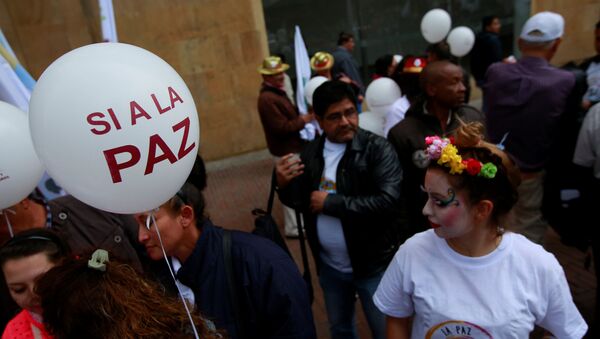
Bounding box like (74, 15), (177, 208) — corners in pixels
(0, 0), (270, 161)
(531, 0), (599, 66)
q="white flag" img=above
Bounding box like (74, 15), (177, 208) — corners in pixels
(99, 0), (118, 42)
(294, 26), (319, 140)
(0, 55), (30, 112)
(294, 26), (311, 114)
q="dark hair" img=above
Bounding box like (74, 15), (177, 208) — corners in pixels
(36, 255), (221, 339)
(312, 80), (357, 118)
(482, 15), (498, 30)
(187, 154), (207, 192)
(426, 41), (457, 63)
(167, 182), (206, 227)
(0, 228), (70, 268)
(337, 32), (354, 46)
(374, 54), (394, 77)
(427, 122), (521, 225)
(596, 20), (600, 30)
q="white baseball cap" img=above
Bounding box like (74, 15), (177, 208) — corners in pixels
(520, 11), (564, 42)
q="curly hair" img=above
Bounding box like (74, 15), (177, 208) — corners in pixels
(35, 254), (222, 339)
(429, 121), (521, 225)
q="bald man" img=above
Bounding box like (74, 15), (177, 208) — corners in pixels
(387, 60), (485, 233)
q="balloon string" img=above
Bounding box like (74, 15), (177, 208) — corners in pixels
(1, 209), (15, 238)
(145, 213), (200, 339)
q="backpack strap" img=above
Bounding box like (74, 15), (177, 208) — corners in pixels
(266, 168), (276, 215)
(222, 230), (247, 339)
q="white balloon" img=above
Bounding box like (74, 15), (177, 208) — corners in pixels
(358, 111), (385, 137)
(29, 43), (200, 214)
(365, 78), (402, 116)
(420, 9), (452, 43)
(304, 76), (328, 106)
(447, 26), (476, 57)
(0, 102), (45, 209)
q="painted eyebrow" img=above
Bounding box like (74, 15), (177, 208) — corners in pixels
(420, 185), (445, 197)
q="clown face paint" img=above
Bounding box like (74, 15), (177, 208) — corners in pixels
(422, 168), (474, 239)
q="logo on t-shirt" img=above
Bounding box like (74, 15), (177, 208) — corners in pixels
(319, 177), (336, 193)
(426, 320), (493, 339)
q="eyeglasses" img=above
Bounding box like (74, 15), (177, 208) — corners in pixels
(324, 107), (357, 122)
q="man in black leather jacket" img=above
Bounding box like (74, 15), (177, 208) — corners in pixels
(276, 80), (403, 339)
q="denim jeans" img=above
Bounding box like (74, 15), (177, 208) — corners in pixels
(319, 261), (385, 339)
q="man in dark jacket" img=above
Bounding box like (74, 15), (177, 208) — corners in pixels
(484, 11), (575, 244)
(275, 81), (403, 339)
(136, 182), (316, 339)
(388, 60), (485, 234)
(257, 55), (313, 237)
(471, 15), (504, 88)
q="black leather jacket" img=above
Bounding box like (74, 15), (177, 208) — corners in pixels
(279, 129), (404, 278)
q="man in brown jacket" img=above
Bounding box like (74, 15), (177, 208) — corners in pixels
(257, 56), (313, 237)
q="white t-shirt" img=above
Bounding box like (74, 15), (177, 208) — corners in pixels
(584, 61), (600, 103)
(172, 257), (195, 306)
(373, 230), (588, 339)
(384, 95), (411, 137)
(573, 102), (600, 179)
(317, 139), (352, 273)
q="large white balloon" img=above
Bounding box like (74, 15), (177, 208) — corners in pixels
(304, 76), (328, 106)
(447, 26), (476, 57)
(0, 102), (45, 209)
(420, 9), (452, 43)
(29, 43), (200, 214)
(365, 78), (402, 116)
(358, 111), (385, 137)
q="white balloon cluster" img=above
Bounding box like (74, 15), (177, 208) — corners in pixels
(420, 8), (475, 57)
(0, 102), (44, 210)
(360, 78), (402, 137)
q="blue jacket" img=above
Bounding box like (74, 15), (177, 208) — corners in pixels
(176, 220), (316, 339)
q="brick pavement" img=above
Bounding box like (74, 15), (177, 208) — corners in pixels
(204, 155), (596, 338)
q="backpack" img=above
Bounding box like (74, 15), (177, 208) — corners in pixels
(250, 170), (292, 258)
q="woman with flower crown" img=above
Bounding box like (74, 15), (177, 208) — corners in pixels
(373, 122), (587, 338)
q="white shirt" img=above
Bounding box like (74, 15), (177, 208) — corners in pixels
(384, 95), (411, 137)
(373, 230), (587, 339)
(573, 102), (600, 179)
(172, 257), (195, 306)
(317, 139), (352, 273)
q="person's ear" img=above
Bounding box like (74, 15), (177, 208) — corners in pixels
(19, 199), (32, 210)
(179, 205), (195, 228)
(474, 199), (494, 223)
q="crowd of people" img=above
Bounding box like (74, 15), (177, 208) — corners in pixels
(1, 9), (599, 339)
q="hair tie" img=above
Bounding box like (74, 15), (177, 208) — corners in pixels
(88, 249), (109, 272)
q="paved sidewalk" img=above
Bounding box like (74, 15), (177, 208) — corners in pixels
(204, 154), (595, 338)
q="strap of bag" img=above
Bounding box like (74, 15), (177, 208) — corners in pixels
(294, 209), (314, 304)
(222, 230), (247, 339)
(266, 168), (276, 215)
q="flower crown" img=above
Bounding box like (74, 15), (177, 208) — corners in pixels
(424, 136), (497, 179)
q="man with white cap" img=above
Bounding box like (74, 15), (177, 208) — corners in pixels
(483, 11), (576, 245)
(257, 56), (314, 237)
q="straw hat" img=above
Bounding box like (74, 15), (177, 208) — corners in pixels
(257, 56), (289, 75)
(310, 52), (334, 71)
